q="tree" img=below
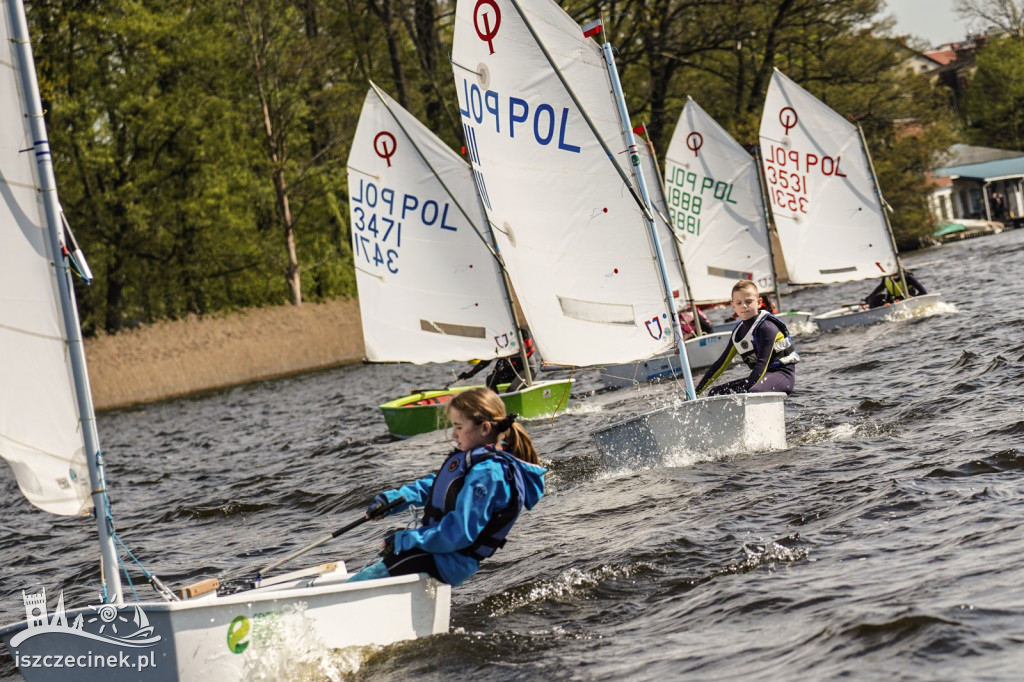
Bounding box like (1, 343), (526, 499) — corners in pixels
(25, 0), (962, 333)
(961, 35), (1024, 149)
(955, 0), (1024, 37)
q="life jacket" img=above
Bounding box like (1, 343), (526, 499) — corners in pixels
(883, 275), (912, 300)
(409, 394), (454, 407)
(731, 310), (800, 371)
(678, 309), (708, 336)
(521, 331), (535, 358)
(421, 445), (525, 561)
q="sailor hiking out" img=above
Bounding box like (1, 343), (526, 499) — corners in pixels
(349, 387), (545, 586)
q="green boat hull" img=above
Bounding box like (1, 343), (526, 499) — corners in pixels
(379, 379), (573, 439)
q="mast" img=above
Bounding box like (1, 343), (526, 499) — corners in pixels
(855, 122), (908, 295)
(9, 0), (123, 603)
(753, 145), (785, 309)
(639, 124), (704, 338)
(599, 32), (696, 400)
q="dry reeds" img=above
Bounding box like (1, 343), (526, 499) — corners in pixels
(85, 299), (365, 410)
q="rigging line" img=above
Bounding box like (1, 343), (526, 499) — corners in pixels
(548, 367), (574, 425)
(113, 539), (140, 604)
(507, 0), (653, 222)
(112, 533), (179, 602)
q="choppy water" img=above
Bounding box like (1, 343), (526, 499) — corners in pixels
(4, 229), (1024, 680)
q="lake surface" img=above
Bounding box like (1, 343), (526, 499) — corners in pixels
(3, 229), (1024, 680)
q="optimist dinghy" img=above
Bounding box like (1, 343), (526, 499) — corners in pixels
(0, 6), (448, 678)
(451, 2), (786, 464)
(346, 83), (572, 438)
(758, 69), (942, 331)
(812, 293), (943, 331)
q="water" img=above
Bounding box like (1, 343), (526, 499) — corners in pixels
(3, 229), (1024, 680)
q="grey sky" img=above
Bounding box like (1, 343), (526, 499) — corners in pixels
(882, 0), (972, 47)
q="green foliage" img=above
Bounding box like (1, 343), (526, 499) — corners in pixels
(962, 36), (1024, 150)
(23, 0), (961, 331)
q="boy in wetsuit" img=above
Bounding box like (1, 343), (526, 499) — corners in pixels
(696, 280), (799, 396)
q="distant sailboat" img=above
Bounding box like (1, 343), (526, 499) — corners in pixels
(346, 83), (572, 437)
(0, 2), (448, 678)
(758, 69), (941, 330)
(667, 96), (812, 332)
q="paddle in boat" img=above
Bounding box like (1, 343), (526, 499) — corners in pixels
(0, 7), (448, 678)
(451, 3), (787, 465)
(758, 68), (942, 331)
(346, 83), (572, 438)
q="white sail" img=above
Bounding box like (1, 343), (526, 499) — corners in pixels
(666, 97), (775, 302)
(636, 135), (686, 300)
(0, 3), (91, 515)
(758, 69), (896, 284)
(451, 0), (674, 366)
(346, 83), (519, 364)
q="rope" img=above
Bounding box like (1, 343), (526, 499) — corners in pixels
(90, 451), (178, 602)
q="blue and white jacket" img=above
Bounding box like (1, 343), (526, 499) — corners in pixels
(375, 445), (546, 586)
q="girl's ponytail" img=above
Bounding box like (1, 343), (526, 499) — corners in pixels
(449, 388), (541, 464)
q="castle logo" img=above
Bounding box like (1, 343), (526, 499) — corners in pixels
(10, 588), (162, 649)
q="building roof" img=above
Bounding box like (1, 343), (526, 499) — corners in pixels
(924, 48), (957, 65)
(938, 143), (1024, 167)
(934, 154), (1024, 182)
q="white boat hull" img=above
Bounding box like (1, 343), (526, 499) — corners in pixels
(600, 333), (731, 388)
(711, 311), (814, 334)
(813, 293), (942, 331)
(2, 567), (449, 681)
(591, 392), (787, 468)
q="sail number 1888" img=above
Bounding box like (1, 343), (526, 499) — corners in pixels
(667, 188), (702, 235)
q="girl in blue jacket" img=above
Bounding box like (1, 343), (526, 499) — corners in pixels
(349, 387), (546, 586)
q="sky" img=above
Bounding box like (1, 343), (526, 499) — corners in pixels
(882, 0), (971, 47)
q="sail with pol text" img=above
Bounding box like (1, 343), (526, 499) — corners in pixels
(666, 97), (775, 303)
(347, 82), (519, 364)
(451, 0), (675, 367)
(758, 68), (897, 285)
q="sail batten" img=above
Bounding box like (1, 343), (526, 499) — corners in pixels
(758, 69), (897, 285)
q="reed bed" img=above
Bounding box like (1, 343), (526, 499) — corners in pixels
(85, 299), (365, 410)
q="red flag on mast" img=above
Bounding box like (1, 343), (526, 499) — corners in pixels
(582, 19), (602, 38)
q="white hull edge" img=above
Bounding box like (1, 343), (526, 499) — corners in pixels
(813, 294), (942, 331)
(600, 333), (731, 388)
(591, 392), (787, 468)
(711, 311), (814, 334)
(2, 568), (450, 681)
